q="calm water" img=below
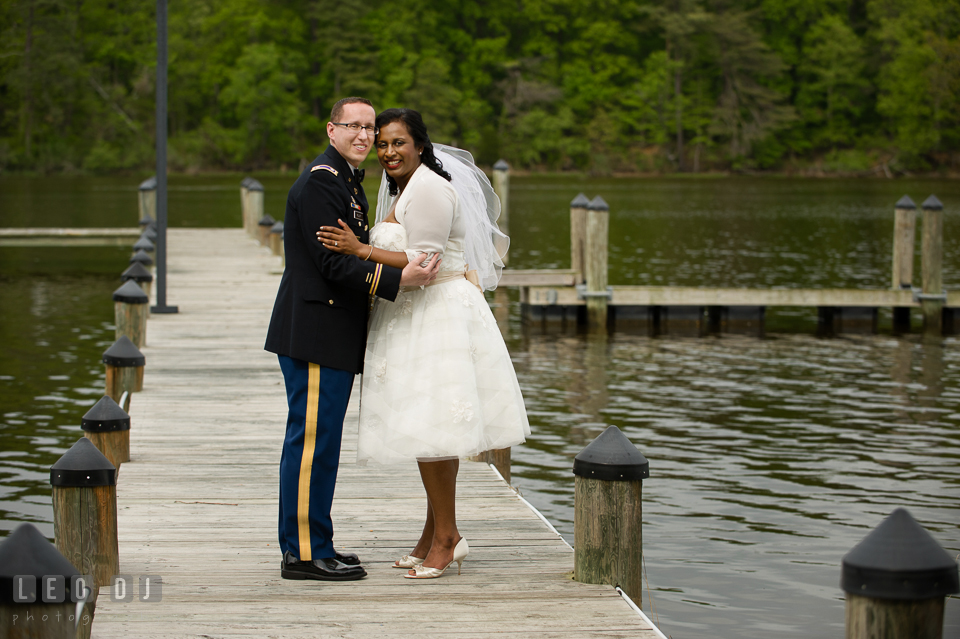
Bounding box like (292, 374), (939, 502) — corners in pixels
(1, 174), (958, 638)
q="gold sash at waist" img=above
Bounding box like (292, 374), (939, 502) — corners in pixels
(403, 266), (482, 293)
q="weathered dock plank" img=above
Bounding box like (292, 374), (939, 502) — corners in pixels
(90, 229), (661, 638)
(0, 227), (142, 247)
(524, 283), (960, 307)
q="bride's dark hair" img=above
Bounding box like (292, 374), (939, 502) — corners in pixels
(375, 108), (451, 196)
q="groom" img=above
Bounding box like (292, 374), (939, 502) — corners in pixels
(265, 97), (439, 581)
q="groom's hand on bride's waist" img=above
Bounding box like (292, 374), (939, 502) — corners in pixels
(400, 253), (440, 287)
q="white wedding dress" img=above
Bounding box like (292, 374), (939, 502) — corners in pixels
(356, 165), (530, 464)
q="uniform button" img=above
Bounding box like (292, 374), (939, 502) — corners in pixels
(348, 177), (352, 182)
(328, 299), (334, 305)
(354, 188), (358, 194)
(364, 225), (368, 231)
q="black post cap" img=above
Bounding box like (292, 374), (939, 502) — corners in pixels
(50, 437), (116, 487)
(571, 193), (591, 208)
(573, 426), (649, 481)
(587, 196), (609, 211)
(139, 214), (155, 228)
(112, 280), (148, 304)
(129, 249), (154, 266)
(143, 226), (157, 241)
(258, 214), (277, 227)
(895, 195), (916, 210)
(922, 195), (943, 211)
(241, 176), (253, 188)
(493, 159), (510, 171)
(841, 507), (959, 600)
(0, 524), (81, 604)
(102, 336), (145, 367)
(133, 236), (155, 253)
(121, 262), (153, 283)
(81, 396), (130, 433)
(271, 221), (284, 234)
(247, 179), (264, 192)
(139, 176), (157, 191)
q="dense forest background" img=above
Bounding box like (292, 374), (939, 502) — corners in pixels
(0, 0), (958, 174)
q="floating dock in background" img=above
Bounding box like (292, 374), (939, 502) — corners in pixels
(89, 228), (663, 638)
(0, 228), (142, 247)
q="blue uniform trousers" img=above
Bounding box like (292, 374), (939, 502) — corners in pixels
(277, 355), (354, 561)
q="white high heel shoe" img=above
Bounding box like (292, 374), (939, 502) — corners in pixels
(393, 555), (424, 569)
(404, 538), (469, 579)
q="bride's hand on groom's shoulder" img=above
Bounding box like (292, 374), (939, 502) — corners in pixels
(317, 219), (362, 256)
(400, 253), (441, 287)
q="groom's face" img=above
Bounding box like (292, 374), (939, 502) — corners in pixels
(327, 103), (377, 167)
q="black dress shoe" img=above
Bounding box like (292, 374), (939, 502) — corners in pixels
(335, 551), (361, 566)
(281, 551), (366, 581)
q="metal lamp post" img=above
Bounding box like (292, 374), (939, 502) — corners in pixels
(152, 0), (177, 314)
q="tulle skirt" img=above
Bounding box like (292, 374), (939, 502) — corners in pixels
(357, 278), (530, 464)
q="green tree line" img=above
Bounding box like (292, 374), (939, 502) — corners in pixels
(1, 0), (958, 174)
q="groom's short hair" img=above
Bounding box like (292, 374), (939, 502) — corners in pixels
(330, 97), (374, 123)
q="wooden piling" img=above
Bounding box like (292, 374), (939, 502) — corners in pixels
(246, 179), (264, 239)
(121, 262), (154, 308)
(492, 160), (510, 255)
(921, 195), (944, 335)
(81, 396), (131, 469)
(892, 195), (917, 332)
(103, 337), (144, 403)
(113, 281), (148, 349)
(257, 214), (276, 247)
(468, 448), (511, 484)
(138, 177), (157, 224)
(50, 438), (118, 638)
(841, 507), (958, 639)
(240, 177), (251, 233)
(570, 193), (590, 284)
(585, 196), (610, 329)
(573, 426), (649, 606)
(270, 221), (284, 261)
(0, 523), (86, 639)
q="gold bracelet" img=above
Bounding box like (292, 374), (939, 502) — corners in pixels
(363, 245), (374, 261)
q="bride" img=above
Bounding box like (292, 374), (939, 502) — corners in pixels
(317, 108), (530, 579)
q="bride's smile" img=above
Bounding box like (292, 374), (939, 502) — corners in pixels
(376, 121), (422, 189)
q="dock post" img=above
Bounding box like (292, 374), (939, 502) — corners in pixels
(138, 176), (157, 224)
(892, 195), (917, 332)
(841, 507), (958, 639)
(0, 523), (87, 638)
(103, 336), (145, 403)
(257, 214), (276, 247)
(240, 177), (252, 232)
(246, 179), (264, 239)
(585, 196), (610, 329)
(51, 438), (119, 635)
(493, 160), (510, 253)
(270, 221), (284, 260)
(122, 262), (154, 308)
(133, 233), (155, 255)
(921, 195), (944, 336)
(570, 193), (590, 284)
(129, 249), (154, 268)
(468, 449), (511, 484)
(82, 396), (131, 469)
(573, 426), (649, 606)
(113, 280), (149, 349)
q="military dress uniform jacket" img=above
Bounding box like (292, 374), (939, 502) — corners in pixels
(265, 145), (401, 374)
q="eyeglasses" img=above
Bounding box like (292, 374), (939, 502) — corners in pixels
(331, 122), (378, 135)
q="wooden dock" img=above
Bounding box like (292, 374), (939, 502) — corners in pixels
(0, 228), (141, 247)
(90, 228), (663, 638)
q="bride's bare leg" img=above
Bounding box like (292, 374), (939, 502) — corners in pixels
(395, 497), (434, 566)
(410, 458), (460, 573)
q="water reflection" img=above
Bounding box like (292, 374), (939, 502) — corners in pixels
(509, 325), (959, 639)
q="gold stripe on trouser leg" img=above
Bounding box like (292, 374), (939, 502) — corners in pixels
(297, 362), (321, 561)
